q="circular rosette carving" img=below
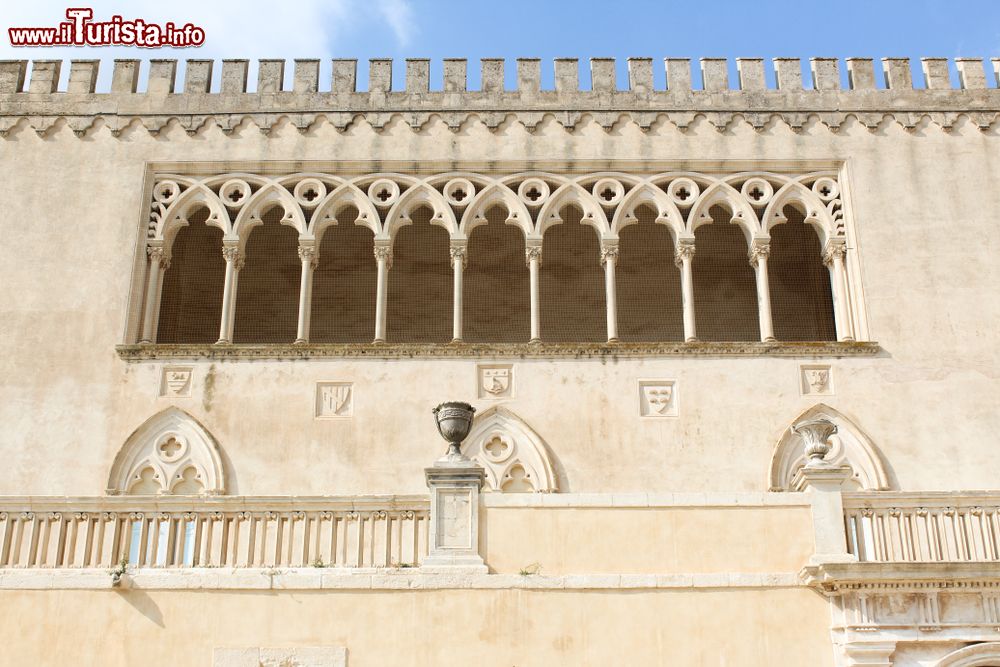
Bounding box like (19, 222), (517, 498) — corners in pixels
(219, 179), (251, 208)
(155, 434), (188, 463)
(443, 178), (475, 207)
(812, 177), (839, 202)
(592, 178), (624, 206)
(293, 178), (327, 208)
(517, 178), (550, 206)
(481, 433), (515, 464)
(367, 179), (400, 207)
(667, 178), (700, 206)
(153, 180), (180, 204)
(740, 178), (774, 206)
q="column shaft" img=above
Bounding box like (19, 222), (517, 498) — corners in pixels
(216, 247), (242, 344)
(374, 246), (391, 342)
(140, 249), (166, 343)
(450, 247), (465, 342)
(526, 247), (541, 342)
(295, 246), (317, 344)
(601, 245), (619, 342)
(751, 244), (775, 342)
(676, 243), (697, 342)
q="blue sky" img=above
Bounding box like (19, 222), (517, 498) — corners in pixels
(2, 0), (999, 91)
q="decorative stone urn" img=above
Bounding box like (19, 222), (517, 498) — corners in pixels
(792, 418), (838, 466)
(432, 401), (476, 462)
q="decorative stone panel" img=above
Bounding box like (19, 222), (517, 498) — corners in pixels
(315, 382), (353, 418)
(638, 379), (678, 417)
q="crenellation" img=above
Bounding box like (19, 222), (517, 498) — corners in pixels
(517, 58), (541, 94)
(183, 60), (213, 94)
(590, 58), (616, 92)
(221, 59), (249, 94)
(955, 58), (987, 90)
(368, 58), (392, 93)
(700, 58), (728, 91)
(146, 60), (176, 96)
(480, 58), (504, 92)
(28, 60), (61, 94)
(736, 58), (766, 91)
(257, 59), (285, 93)
(664, 58), (691, 91)
(921, 58), (950, 90)
(111, 59), (139, 93)
(994, 58), (1000, 86)
(0, 60), (26, 93)
(773, 58), (802, 91)
(810, 58), (840, 90)
(554, 58), (578, 92)
(442, 59), (466, 93)
(882, 57), (912, 89)
(331, 59), (356, 93)
(627, 58), (653, 94)
(67, 60), (99, 94)
(846, 57), (876, 90)
(406, 59), (430, 94)
(293, 59), (320, 94)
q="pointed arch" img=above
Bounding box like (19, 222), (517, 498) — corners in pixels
(382, 182), (457, 241)
(935, 643), (1000, 667)
(762, 181), (837, 247)
(461, 407), (559, 493)
(769, 404), (891, 492)
(308, 181), (382, 242)
(610, 182), (685, 242)
(159, 182), (231, 248)
(230, 182), (306, 248)
(687, 181), (760, 243)
(107, 408), (227, 496)
(536, 181), (611, 239)
(459, 182), (534, 240)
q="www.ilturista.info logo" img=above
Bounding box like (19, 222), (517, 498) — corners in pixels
(9, 8), (205, 48)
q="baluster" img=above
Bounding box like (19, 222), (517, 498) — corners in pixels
(27, 513), (42, 567)
(355, 512), (365, 567)
(300, 513), (312, 567)
(0, 513), (12, 566)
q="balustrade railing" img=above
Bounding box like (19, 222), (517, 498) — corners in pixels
(0, 496), (429, 569)
(843, 493), (1000, 563)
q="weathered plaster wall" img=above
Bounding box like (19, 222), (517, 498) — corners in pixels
(0, 58), (998, 497)
(0, 587), (832, 666)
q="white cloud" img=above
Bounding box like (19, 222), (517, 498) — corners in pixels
(0, 0), (417, 89)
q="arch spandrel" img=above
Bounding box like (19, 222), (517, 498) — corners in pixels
(769, 403), (891, 492)
(107, 407), (226, 496)
(461, 407), (559, 493)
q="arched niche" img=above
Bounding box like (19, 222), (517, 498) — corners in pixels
(769, 403), (891, 492)
(461, 407), (559, 493)
(107, 407), (226, 496)
(935, 643), (1000, 667)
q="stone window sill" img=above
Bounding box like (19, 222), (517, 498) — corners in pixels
(117, 341), (881, 361)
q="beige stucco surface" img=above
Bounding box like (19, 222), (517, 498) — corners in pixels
(1, 116), (998, 497)
(0, 587), (832, 666)
(482, 505), (813, 574)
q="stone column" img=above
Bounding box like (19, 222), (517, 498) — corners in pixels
(674, 241), (697, 342)
(294, 245), (318, 344)
(216, 246), (244, 344)
(450, 243), (466, 342)
(791, 418), (856, 565)
(601, 243), (619, 342)
(824, 240), (854, 342)
(749, 239), (775, 342)
(373, 245), (392, 343)
(526, 245), (542, 342)
(140, 246), (170, 344)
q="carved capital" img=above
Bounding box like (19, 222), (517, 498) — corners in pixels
(748, 241), (771, 267)
(297, 245), (319, 268)
(524, 246), (542, 266)
(449, 245), (467, 268)
(823, 241), (848, 266)
(600, 244), (619, 265)
(222, 246), (244, 270)
(146, 245), (170, 269)
(373, 245), (393, 269)
(674, 242), (695, 267)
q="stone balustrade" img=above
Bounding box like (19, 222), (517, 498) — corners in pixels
(843, 492), (1000, 563)
(0, 496), (429, 569)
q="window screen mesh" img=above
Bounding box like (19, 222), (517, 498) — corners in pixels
(540, 207), (606, 342)
(387, 207), (452, 343)
(156, 208), (225, 344)
(617, 206), (684, 342)
(692, 206), (760, 341)
(464, 207), (531, 343)
(232, 207), (301, 344)
(769, 206), (837, 341)
(310, 209), (377, 343)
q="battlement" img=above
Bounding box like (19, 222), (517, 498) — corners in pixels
(1, 56), (999, 136)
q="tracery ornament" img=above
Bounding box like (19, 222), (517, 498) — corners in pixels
(768, 403), (891, 492)
(106, 407), (227, 496)
(461, 406), (559, 493)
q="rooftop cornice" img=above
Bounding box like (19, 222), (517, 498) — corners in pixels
(1, 57), (998, 136)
